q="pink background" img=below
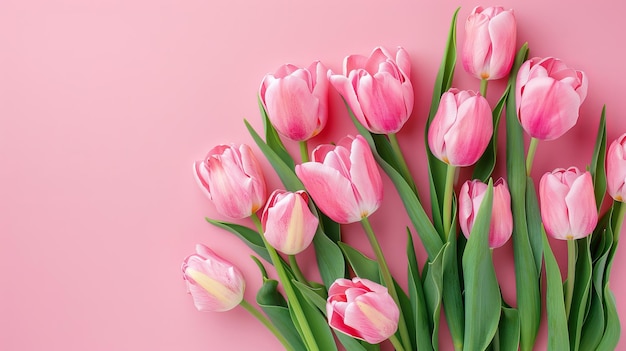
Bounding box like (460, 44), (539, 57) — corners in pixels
(2, 0), (625, 350)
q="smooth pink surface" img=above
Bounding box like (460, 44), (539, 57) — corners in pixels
(1, 1), (625, 350)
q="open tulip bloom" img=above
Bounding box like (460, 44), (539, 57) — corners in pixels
(183, 8), (626, 351)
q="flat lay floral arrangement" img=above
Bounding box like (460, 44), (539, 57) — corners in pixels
(181, 6), (623, 351)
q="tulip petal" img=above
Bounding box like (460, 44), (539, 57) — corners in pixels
(428, 91), (459, 162)
(329, 72), (366, 126)
(565, 173), (597, 239)
(356, 72), (407, 133)
(487, 10), (516, 79)
(348, 136), (383, 217)
(540, 173), (573, 240)
(444, 96), (492, 166)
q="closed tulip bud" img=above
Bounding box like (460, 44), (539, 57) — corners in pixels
(462, 6), (516, 80)
(516, 57), (588, 140)
(295, 135), (383, 224)
(326, 278), (399, 344)
(459, 178), (513, 248)
(181, 244), (245, 312)
(606, 133), (626, 202)
(261, 190), (319, 255)
(539, 167), (597, 240)
(260, 61), (329, 141)
(194, 144), (267, 219)
(329, 46), (414, 134)
(428, 88), (493, 166)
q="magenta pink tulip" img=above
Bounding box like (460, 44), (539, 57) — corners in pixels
(606, 133), (626, 202)
(459, 178), (513, 248)
(462, 6), (516, 80)
(326, 277), (399, 344)
(260, 61), (329, 141)
(182, 244), (245, 312)
(295, 135), (383, 224)
(194, 144), (267, 219)
(428, 88), (493, 166)
(516, 57), (588, 140)
(539, 167), (597, 240)
(261, 190), (319, 255)
(329, 47), (414, 134)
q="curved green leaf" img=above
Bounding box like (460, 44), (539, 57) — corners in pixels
(205, 218), (270, 262)
(473, 86), (510, 182)
(407, 231), (434, 351)
(442, 206), (464, 350)
(423, 244), (447, 351)
(257, 279), (307, 351)
(257, 96), (295, 170)
(568, 237), (592, 351)
(313, 228), (345, 288)
(337, 242), (380, 283)
(496, 306), (520, 351)
(542, 230), (569, 351)
(590, 106), (607, 209)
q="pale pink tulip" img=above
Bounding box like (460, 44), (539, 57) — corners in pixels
(329, 47), (413, 134)
(606, 133), (626, 202)
(428, 88), (493, 166)
(459, 178), (513, 248)
(326, 277), (399, 344)
(260, 61), (329, 141)
(295, 135), (383, 224)
(462, 6), (516, 80)
(516, 57), (588, 140)
(181, 244), (245, 312)
(194, 144), (266, 219)
(261, 190), (319, 255)
(539, 167), (597, 240)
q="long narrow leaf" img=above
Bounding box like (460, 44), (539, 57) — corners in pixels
(568, 237), (592, 351)
(590, 107), (607, 209)
(473, 86), (510, 182)
(542, 230), (570, 351)
(423, 244), (447, 351)
(257, 96), (295, 169)
(442, 206), (464, 350)
(407, 231), (434, 351)
(205, 218), (270, 262)
(257, 279), (307, 351)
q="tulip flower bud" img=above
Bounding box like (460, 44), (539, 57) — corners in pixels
(194, 144), (267, 219)
(428, 88), (493, 166)
(462, 6), (517, 80)
(326, 278), (399, 344)
(539, 167), (597, 240)
(516, 57), (588, 140)
(295, 135), (383, 224)
(459, 178), (513, 248)
(259, 61), (329, 141)
(329, 46), (414, 134)
(261, 190), (319, 255)
(607, 133), (626, 202)
(181, 244), (245, 312)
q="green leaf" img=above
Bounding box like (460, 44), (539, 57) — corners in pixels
(351, 113), (443, 261)
(337, 242), (380, 283)
(596, 287), (620, 350)
(292, 280), (327, 312)
(257, 95), (295, 170)
(312, 228), (346, 288)
(505, 43), (541, 351)
(590, 106), (607, 210)
(568, 237), (593, 351)
(205, 218), (270, 262)
(256, 279), (307, 351)
(407, 231), (434, 351)
(319, 211), (341, 243)
(462, 179), (500, 351)
(244, 119), (304, 191)
(423, 244), (447, 351)
(442, 206), (464, 350)
(473, 85), (510, 182)
(496, 306), (520, 351)
(334, 333), (369, 351)
(425, 7), (460, 235)
(289, 284), (339, 351)
(525, 178), (544, 277)
(251, 255), (269, 280)
(542, 230), (570, 351)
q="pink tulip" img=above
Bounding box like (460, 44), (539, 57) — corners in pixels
(606, 133), (626, 202)
(329, 47), (414, 134)
(181, 244), (245, 312)
(459, 178), (513, 248)
(427, 88), (493, 166)
(516, 57), (588, 140)
(539, 167), (598, 240)
(194, 144), (267, 219)
(261, 190), (319, 255)
(295, 135), (383, 224)
(260, 61), (329, 141)
(326, 277), (399, 344)
(462, 6), (516, 80)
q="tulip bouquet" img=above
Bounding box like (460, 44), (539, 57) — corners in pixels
(181, 6), (623, 351)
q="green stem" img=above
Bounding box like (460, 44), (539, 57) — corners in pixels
(289, 255), (309, 286)
(240, 299), (296, 351)
(251, 214), (319, 351)
(389, 334), (407, 351)
(361, 217), (412, 351)
(442, 164), (457, 240)
(526, 138), (539, 176)
(388, 133), (417, 195)
(480, 78), (488, 97)
(564, 238), (577, 317)
(614, 201), (626, 246)
(299, 141), (309, 163)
